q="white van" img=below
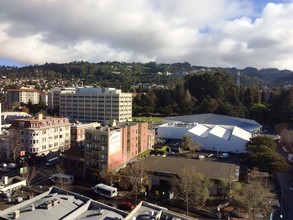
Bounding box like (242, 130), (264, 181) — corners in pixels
(49, 173), (74, 184)
(92, 183), (118, 198)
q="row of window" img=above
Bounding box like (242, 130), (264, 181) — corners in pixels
(19, 127), (69, 135)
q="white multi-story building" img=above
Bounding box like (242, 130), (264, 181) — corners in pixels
(9, 114), (71, 156)
(48, 87), (76, 109)
(7, 88), (40, 105)
(49, 87), (132, 123)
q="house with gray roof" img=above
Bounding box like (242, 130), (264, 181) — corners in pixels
(135, 156), (240, 196)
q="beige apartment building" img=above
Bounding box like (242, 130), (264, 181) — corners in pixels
(7, 88), (40, 105)
(9, 114), (71, 156)
(51, 87), (132, 123)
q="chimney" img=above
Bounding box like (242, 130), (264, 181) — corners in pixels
(3, 176), (8, 185)
(37, 113), (43, 120)
(111, 119), (117, 127)
(12, 210), (20, 219)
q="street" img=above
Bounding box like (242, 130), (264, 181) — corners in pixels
(276, 172), (293, 220)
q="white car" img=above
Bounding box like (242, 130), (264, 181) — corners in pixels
(219, 153), (229, 158)
(283, 146), (289, 153)
(1, 163), (7, 168)
(198, 155), (205, 160)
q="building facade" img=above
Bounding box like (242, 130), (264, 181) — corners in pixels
(49, 87), (132, 123)
(7, 88), (40, 105)
(84, 122), (151, 181)
(9, 114), (71, 156)
(70, 122), (100, 148)
(40, 91), (49, 105)
(48, 87), (76, 109)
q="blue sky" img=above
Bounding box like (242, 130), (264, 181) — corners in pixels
(1, 0), (293, 70)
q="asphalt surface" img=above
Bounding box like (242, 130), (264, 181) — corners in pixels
(275, 142), (293, 220)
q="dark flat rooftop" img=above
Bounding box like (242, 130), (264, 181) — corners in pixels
(137, 156), (239, 180)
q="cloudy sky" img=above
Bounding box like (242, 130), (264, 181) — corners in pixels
(1, 0), (293, 70)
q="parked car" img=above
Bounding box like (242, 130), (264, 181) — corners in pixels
(219, 153), (229, 158)
(45, 157), (60, 166)
(7, 163), (17, 169)
(0, 163), (7, 168)
(207, 153), (214, 158)
(283, 146), (289, 153)
(117, 202), (135, 211)
(198, 155), (205, 160)
(0, 167), (9, 172)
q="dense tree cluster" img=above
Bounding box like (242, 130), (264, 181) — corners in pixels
(2, 61), (293, 127)
(246, 136), (289, 175)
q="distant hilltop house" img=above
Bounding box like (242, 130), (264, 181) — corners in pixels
(157, 113), (262, 153)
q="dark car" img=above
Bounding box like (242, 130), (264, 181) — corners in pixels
(117, 202), (135, 211)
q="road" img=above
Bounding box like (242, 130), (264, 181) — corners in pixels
(276, 172), (293, 220)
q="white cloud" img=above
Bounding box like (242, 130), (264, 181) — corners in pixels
(0, 0), (293, 70)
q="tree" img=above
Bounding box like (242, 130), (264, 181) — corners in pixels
(247, 135), (276, 150)
(249, 103), (270, 124)
(22, 166), (39, 187)
(180, 135), (201, 157)
(126, 162), (152, 205)
(100, 168), (117, 186)
(173, 167), (211, 216)
(218, 177), (237, 200)
(231, 178), (273, 219)
(280, 128), (293, 152)
(242, 88), (254, 108)
(246, 136), (288, 175)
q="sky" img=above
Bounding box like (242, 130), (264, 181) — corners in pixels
(1, 0), (293, 70)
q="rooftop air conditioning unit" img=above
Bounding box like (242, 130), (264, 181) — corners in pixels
(12, 210), (20, 219)
(149, 210), (155, 216)
(3, 176), (8, 185)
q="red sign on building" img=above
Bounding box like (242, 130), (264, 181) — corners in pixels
(20, 150), (25, 157)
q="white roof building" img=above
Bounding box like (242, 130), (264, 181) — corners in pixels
(0, 187), (197, 220)
(157, 113), (262, 153)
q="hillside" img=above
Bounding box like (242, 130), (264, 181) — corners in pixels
(1, 62), (293, 88)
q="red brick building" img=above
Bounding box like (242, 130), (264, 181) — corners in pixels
(84, 122), (153, 182)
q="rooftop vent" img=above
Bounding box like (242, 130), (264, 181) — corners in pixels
(12, 210), (20, 219)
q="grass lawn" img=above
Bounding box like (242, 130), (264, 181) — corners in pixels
(133, 116), (162, 123)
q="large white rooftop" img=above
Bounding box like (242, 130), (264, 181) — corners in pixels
(0, 187), (127, 220)
(0, 187), (197, 220)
